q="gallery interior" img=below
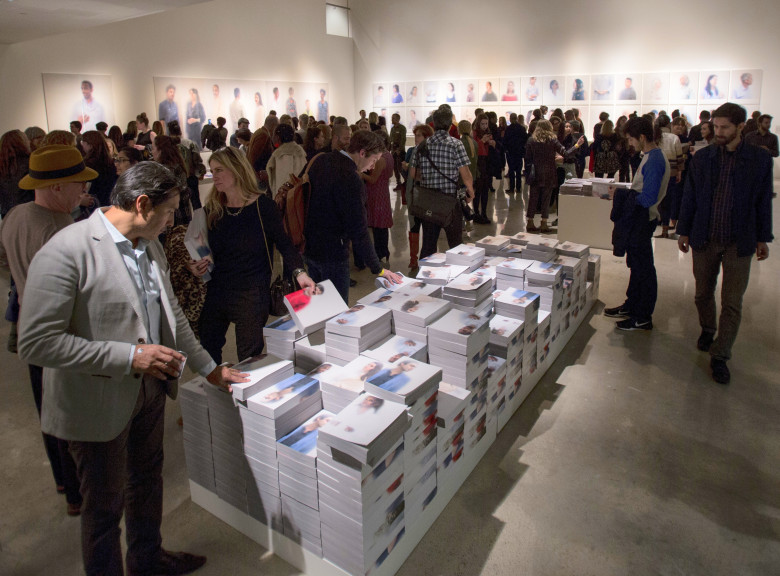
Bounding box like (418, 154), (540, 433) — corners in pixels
(1, 1), (778, 575)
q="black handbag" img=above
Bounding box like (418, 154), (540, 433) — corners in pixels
(526, 163), (537, 184)
(408, 184), (458, 227)
(257, 201), (299, 316)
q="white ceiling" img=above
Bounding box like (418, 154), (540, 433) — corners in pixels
(0, 0), (213, 45)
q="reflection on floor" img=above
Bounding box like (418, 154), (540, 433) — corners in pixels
(2, 175), (779, 576)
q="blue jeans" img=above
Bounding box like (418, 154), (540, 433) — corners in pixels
(305, 257), (351, 303)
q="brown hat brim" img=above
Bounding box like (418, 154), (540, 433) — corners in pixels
(19, 166), (99, 190)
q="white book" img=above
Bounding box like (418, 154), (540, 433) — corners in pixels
(418, 252), (447, 266)
(182, 208), (214, 282)
(497, 257), (535, 277)
(526, 237), (559, 252)
(277, 409), (335, 461)
(556, 241), (590, 258)
(417, 264), (468, 285)
(509, 232), (544, 246)
(230, 355), (294, 402)
(325, 305), (392, 338)
(385, 293), (451, 327)
(364, 357), (442, 405)
(443, 273), (492, 294)
(245, 373), (320, 419)
(263, 315), (303, 341)
(284, 279), (348, 333)
(445, 244), (486, 262)
(374, 273), (422, 291)
(318, 355), (386, 397)
(363, 335), (427, 364)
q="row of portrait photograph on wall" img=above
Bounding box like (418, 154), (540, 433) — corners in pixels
(371, 69), (762, 109)
(41, 72), (331, 136)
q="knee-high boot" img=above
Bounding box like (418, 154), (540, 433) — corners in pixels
(408, 232), (420, 269)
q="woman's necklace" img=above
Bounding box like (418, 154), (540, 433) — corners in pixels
(225, 201), (248, 216)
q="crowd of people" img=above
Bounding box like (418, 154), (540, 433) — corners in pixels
(0, 95), (775, 575)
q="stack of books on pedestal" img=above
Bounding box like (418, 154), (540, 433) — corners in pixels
(418, 252), (447, 267)
(325, 305), (392, 364)
(475, 235), (511, 256)
(436, 382), (470, 486)
(509, 231), (544, 247)
(316, 394), (410, 576)
(317, 355), (385, 413)
(493, 288), (540, 323)
(486, 354), (507, 423)
(535, 310), (552, 367)
(589, 177), (615, 198)
(522, 237), (559, 262)
(179, 377), (216, 492)
(445, 244), (486, 271)
(554, 255), (587, 318)
(427, 310), (491, 389)
(442, 273), (494, 314)
(417, 264), (468, 285)
(557, 241), (590, 259)
(489, 315), (524, 403)
(239, 373), (322, 528)
(294, 329), (328, 372)
(277, 409), (336, 556)
(588, 253), (601, 297)
(263, 315), (303, 361)
(364, 334), (427, 364)
(495, 257), (534, 290)
(525, 262), (564, 313)
(365, 357), (441, 526)
(229, 355), (295, 403)
(385, 293), (451, 341)
(284, 279), (349, 334)
(472, 257), (506, 289)
(559, 178), (590, 196)
(204, 383), (249, 512)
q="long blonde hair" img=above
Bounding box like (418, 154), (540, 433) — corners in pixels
(531, 119), (556, 143)
(205, 147), (261, 228)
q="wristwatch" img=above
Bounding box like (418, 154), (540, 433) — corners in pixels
(292, 268), (307, 279)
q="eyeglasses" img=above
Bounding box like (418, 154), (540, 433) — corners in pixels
(114, 157), (130, 164)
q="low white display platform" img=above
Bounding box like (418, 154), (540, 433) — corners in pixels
(190, 297), (596, 576)
(557, 195), (613, 250)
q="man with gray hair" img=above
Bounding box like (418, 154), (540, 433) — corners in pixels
(409, 106), (475, 258)
(18, 162), (249, 576)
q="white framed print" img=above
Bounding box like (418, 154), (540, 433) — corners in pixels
(591, 74), (615, 103)
(671, 71), (698, 102)
(730, 69), (761, 104)
(373, 83), (388, 107)
(441, 80), (459, 105)
(615, 74), (640, 104)
(642, 72), (670, 104)
(480, 79), (500, 104)
(499, 78), (521, 103)
(405, 81), (422, 106)
(566, 75), (590, 105)
(699, 71), (728, 103)
(423, 80), (439, 105)
(389, 82), (405, 105)
(542, 76), (565, 106)
(521, 76), (542, 105)
(461, 79), (479, 106)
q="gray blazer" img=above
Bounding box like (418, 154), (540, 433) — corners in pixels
(18, 209), (215, 442)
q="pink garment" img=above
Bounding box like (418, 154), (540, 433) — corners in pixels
(365, 151), (394, 229)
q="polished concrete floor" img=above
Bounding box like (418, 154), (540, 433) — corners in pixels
(2, 176), (779, 576)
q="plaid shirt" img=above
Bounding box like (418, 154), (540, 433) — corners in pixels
(410, 130), (469, 195)
(709, 144), (738, 244)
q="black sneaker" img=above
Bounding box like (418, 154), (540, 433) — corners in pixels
(604, 305), (630, 318)
(616, 318), (653, 331)
(697, 330), (715, 352)
(710, 358), (730, 385)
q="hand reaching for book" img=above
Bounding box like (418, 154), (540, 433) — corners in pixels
(297, 272), (317, 296)
(381, 270), (403, 285)
(187, 258), (211, 277)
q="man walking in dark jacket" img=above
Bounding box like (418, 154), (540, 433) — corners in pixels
(503, 113), (527, 193)
(677, 102), (773, 385)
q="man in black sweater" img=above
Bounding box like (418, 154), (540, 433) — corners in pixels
(304, 130), (401, 301)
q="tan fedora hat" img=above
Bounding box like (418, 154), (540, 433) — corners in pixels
(19, 144), (98, 190)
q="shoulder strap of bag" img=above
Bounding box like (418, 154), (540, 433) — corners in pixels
(255, 198), (274, 273)
(418, 141), (459, 186)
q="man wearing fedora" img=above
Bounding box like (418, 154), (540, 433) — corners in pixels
(17, 159), (249, 576)
(1, 144), (97, 517)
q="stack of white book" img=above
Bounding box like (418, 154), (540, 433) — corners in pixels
(588, 253), (601, 297)
(445, 244), (486, 271)
(359, 282), (441, 310)
(525, 262), (564, 313)
(277, 409), (335, 556)
(442, 273), (494, 314)
(489, 314), (524, 403)
(554, 255), (587, 314)
(436, 382), (470, 487)
(486, 354), (507, 423)
(324, 305), (392, 364)
(493, 287), (540, 323)
(204, 382), (249, 512)
(229, 354), (295, 403)
(317, 355), (385, 413)
(557, 241), (590, 259)
(589, 176), (615, 199)
(536, 310), (553, 368)
(294, 329), (328, 372)
(384, 292), (451, 341)
(522, 237), (559, 262)
(418, 252), (447, 267)
(495, 257), (534, 291)
(464, 372), (488, 452)
(559, 178), (591, 196)
(427, 309), (491, 389)
(364, 357), (441, 526)
(316, 393), (410, 576)
(364, 334), (428, 364)
(284, 279), (349, 334)
(262, 315), (303, 361)
(475, 235), (511, 256)
(497, 243), (524, 257)
(472, 257), (506, 289)
(239, 372), (322, 528)
(416, 264), (468, 285)
(509, 231), (544, 247)
(179, 377), (216, 492)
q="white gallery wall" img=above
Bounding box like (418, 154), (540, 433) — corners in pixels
(0, 0), (353, 134)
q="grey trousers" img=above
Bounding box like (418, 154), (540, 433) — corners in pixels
(692, 242), (752, 361)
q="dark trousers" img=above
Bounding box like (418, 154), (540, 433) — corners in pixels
(474, 156), (490, 216)
(506, 156), (523, 192)
(392, 149), (404, 185)
(659, 178), (681, 226)
(527, 185), (553, 219)
(692, 242), (752, 361)
(69, 376), (166, 576)
(29, 364), (81, 505)
(200, 284), (269, 364)
(624, 218), (658, 322)
(595, 172), (616, 179)
(371, 227), (390, 261)
(419, 205), (463, 260)
(305, 256), (351, 303)
(629, 154), (642, 180)
(618, 162), (631, 183)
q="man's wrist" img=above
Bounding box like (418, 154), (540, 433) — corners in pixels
(292, 268), (306, 279)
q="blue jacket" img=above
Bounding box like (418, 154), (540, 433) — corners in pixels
(677, 142), (773, 257)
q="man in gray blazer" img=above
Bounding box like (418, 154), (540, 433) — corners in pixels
(18, 162), (249, 576)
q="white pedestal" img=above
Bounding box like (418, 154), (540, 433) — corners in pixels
(557, 195), (613, 250)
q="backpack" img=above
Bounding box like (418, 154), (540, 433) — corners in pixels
(274, 153), (323, 254)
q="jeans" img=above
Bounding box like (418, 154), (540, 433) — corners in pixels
(305, 256), (351, 303)
(200, 284), (270, 364)
(69, 376), (166, 576)
(419, 205), (463, 260)
(474, 156), (490, 216)
(692, 242), (752, 361)
(624, 218), (658, 322)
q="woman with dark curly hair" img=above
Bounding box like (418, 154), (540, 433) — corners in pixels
(0, 130), (31, 217)
(80, 130), (116, 208)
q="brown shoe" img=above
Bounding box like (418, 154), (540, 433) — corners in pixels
(540, 220), (551, 233)
(133, 550), (207, 576)
(526, 221), (539, 232)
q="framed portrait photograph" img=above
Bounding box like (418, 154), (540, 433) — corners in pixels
(438, 80), (457, 104)
(388, 82), (405, 105)
(461, 78), (479, 106)
(614, 74), (641, 103)
(642, 73), (670, 104)
(480, 78), (500, 104)
(566, 75), (590, 105)
(699, 70), (729, 103)
(542, 76), (565, 106)
(591, 74), (615, 103)
(521, 76), (542, 105)
(406, 107), (423, 129)
(670, 71), (698, 102)
(730, 69), (761, 104)
(423, 80), (439, 105)
(373, 83), (388, 107)
(405, 81), (423, 106)
(499, 78), (521, 103)
(43, 73), (115, 132)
